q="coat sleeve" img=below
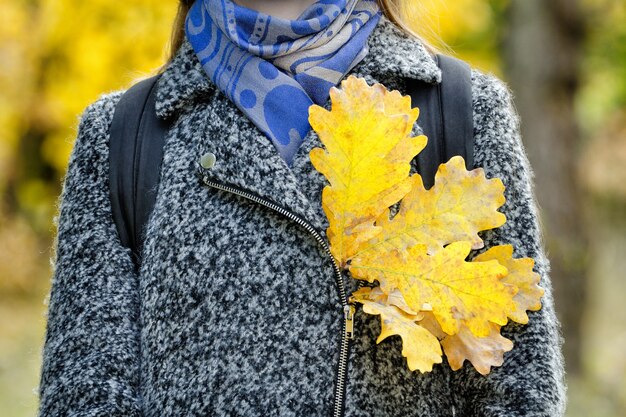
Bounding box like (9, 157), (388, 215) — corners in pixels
(452, 70), (568, 417)
(37, 91), (144, 417)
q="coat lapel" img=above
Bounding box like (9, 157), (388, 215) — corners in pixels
(153, 13), (442, 235)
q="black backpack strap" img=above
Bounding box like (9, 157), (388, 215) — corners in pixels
(109, 73), (170, 271)
(407, 54), (474, 189)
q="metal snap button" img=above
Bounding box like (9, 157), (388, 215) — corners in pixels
(200, 151), (216, 169)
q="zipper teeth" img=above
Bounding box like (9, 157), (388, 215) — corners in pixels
(196, 166), (362, 417)
(199, 172), (347, 302)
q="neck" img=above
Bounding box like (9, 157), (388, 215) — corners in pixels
(232, 0), (320, 20)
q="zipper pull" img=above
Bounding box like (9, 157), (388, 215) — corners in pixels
(344, 303), (356, 340)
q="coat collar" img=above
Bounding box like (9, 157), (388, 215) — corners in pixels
(153, 13), (442, 235)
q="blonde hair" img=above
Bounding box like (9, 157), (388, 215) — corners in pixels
(157, 0), (440, 74)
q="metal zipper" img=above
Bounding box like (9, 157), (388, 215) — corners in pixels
(196, 163), (364, 417)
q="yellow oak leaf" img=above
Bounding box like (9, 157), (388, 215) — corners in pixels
(349, 240), (517, 337)
(354, 285), (420, 316)
(419, 312), (513, 375)
(472, 244), (544, 324)
(308, 76), (543, 375)
(443, 323), (513, 375)
(354, 156), (507, 260)
(309, 76), (427, 266)
(351, 287), (442, 373)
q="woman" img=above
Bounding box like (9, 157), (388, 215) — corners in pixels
(37, 0), (566, 416)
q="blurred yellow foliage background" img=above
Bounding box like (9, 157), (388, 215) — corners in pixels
(0, 2), (175, 414)
(1, 1), (625, 416)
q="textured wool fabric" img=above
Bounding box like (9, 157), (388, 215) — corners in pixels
(186, 0), (382, 166)
(37, 13), (567, 417)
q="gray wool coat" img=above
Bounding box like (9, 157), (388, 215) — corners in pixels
(37, 13), (567, 417)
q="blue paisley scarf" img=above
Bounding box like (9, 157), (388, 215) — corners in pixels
(185, 0), (382, 167)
